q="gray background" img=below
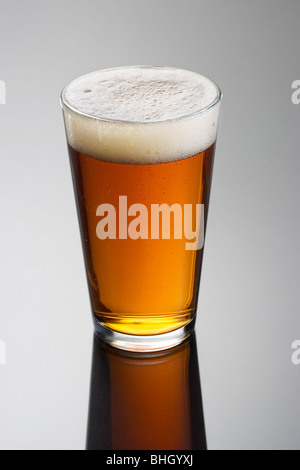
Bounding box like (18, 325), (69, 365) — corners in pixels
(0, 0), (299, 450)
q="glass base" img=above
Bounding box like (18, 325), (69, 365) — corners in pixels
(93, 317), (196, 353)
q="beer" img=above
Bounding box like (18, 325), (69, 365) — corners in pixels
(61, 66), (221, 350)
(68, 143), (215, 336)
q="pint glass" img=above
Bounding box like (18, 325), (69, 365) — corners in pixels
(61, 66), (221, 351)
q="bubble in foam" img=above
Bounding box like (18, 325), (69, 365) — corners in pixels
(61, 66), (221, 164)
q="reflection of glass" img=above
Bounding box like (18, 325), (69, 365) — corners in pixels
(61, 66), (221, 352)
(86, 332), (206, 450)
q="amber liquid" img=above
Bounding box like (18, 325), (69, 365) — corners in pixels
(68, 143), (215, 335)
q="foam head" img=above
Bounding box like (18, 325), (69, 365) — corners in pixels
(61, 66), (221, 164)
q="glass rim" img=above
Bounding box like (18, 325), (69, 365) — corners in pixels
(60, 65), (222, 125)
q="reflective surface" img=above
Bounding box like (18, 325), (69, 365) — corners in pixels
(86, 332), (206, 450)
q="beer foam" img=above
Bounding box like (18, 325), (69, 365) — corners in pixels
(61, 66), (221, 164)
